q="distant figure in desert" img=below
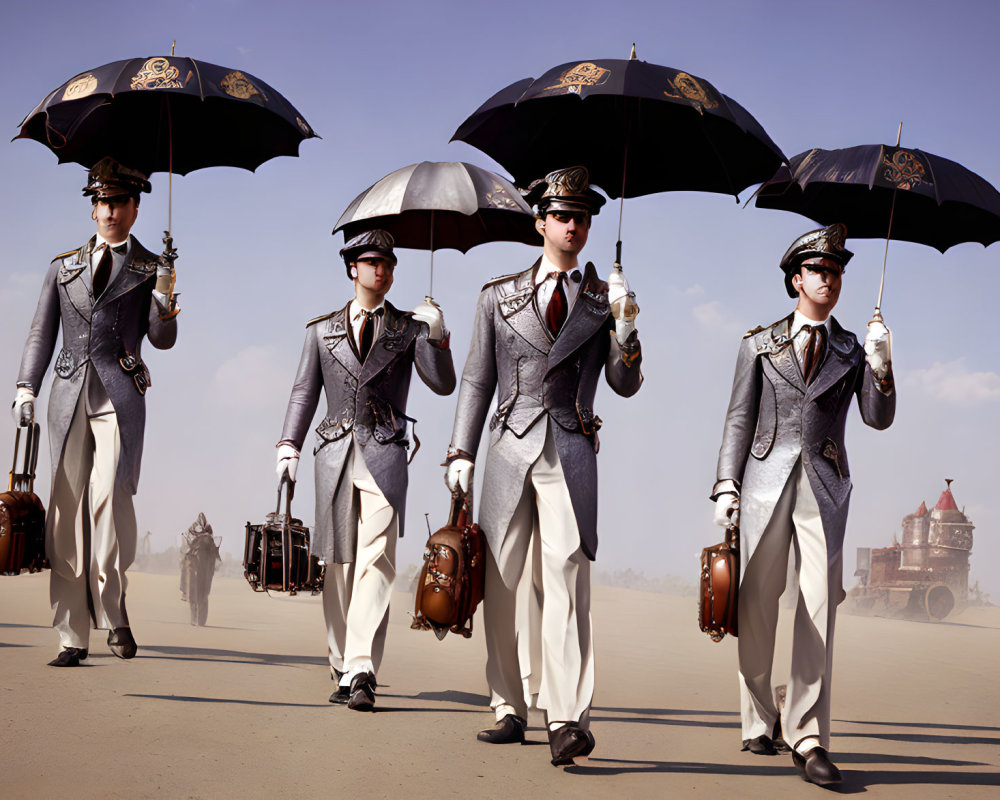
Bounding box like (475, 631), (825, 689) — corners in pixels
(180, 513), (221, 626)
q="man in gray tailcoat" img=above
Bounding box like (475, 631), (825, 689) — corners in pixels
(711, 223), (895, 787)
(276, 229), (455, 711)
(14, 157), (179, 667)
(444, 166), (643, 766)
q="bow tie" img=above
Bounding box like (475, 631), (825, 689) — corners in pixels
(356, 307), (384, 322)
(545, 269), (581, 284)
(98, 242), (128, 256)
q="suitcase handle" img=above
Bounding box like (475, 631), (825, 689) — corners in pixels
(274, 473), (295, 517)
(448, 486), (473, 528)
(9, 422), (40, 494)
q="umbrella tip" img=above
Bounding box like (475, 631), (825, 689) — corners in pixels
(629, 43), (637, 60)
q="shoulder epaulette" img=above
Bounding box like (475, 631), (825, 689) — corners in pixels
(482, 271), (520, 291)
(306, 311), (336, 328)
(743, 324), (765, 339)
(53, 249), (77, 261)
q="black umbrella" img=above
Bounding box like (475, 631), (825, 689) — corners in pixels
(452, 48), (784, 267)
(755, 133), (1000, 311)
(16, 53), (318, 255)
(17, 55), (316, 175)
(333, 161), (537, 296)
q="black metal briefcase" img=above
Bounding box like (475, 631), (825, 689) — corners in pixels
(244, 476), (324, 595)
(0, 422), (48, 575)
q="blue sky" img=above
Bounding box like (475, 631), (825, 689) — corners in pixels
(1, 0), (997, 598)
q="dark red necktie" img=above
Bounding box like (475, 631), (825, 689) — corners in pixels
(545, 272), (567, 334)
(358, 309), (382, 361)
(93, 245), (112, 299)
(802, 325), (827, 384)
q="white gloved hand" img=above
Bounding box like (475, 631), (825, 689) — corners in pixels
(607, 266), (639, 345)
(445, 458), (474, 494)
(11, 387), (34, 426)
(411, 296), (445, 341)
(864, 315), (892, 380)
(713, 493), (739, 527)
(154, 263), (175, 296)
(276, 443), (300, 482)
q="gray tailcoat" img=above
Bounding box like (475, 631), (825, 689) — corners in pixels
(279, 301), (455, 564)
(449, 260), (643, 563)
(17, 236), (177, 495)
(713, 313), (895, 568)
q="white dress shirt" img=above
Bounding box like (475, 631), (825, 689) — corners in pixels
(349, 298), (386, 354)
(534, 254), (582, 320)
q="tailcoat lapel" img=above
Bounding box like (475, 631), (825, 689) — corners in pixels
(322, 305), (360, 378)
(499, 260), (550, 355)
(806, 317), (857, 398)
(359, 302), (416, 387)
(58, 242), (93, 323)
(766, 314), (806, 393)
(547, 262), (609, 371)
(96, 241), (157, 308)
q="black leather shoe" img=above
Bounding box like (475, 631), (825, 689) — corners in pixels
(548, 723), (595, 766)
(742, 734), (777, 755)
(477, 714), (526, 744)
(107, 627), (137, 659)
(792, 747), (842, 787)
(346, 671), (377, 711)
(48, 647), (88, 667)
(329, 685), (350, 704)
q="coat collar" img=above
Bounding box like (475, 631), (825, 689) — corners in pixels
(322, 300), (416, 385)
(57, 236), (158, 313)
(546, 262), (610, 370)
(764, 312), (858, 395)
(359, 301), (415, 387)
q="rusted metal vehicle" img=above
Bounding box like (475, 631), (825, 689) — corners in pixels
(849, 480), (974, 620)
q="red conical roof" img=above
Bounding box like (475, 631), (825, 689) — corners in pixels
(911, 500), (928, 517)
(935, 482), (958, 511)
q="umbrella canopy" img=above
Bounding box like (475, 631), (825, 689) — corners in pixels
(755, 145), (1000, 253)
(334, 161), (538, 252)
(451, 56), (785, 200)
(16, 55), (317, 176)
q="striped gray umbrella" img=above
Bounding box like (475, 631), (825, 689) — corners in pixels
(334, 160), (539, 248)
(334, 161), (538, 295)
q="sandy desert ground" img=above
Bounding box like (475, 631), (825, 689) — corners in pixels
(1, 570), (998, 799)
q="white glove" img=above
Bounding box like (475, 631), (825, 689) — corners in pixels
(11, 387), (34, 426)
(154, 263), (175, 296)
(152, 264), (179, 317)
(607, 266), (639, 345)
(411, 296), (445, 341)
(276, 443), (300, 482)
(864, 315), (892, 380)
(444, 458), (474, 494)
(713, 493), (739, 527)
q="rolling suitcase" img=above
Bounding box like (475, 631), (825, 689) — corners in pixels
(0, 422), (48, 575)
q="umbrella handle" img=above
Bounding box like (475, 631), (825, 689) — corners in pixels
(161, 230), (178, 267)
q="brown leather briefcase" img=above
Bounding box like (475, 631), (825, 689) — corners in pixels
(0, 422), (48, 575)
(699, 523), (739, 642)
(411, 490), (485, 639)
(244, 476), (324, 595)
